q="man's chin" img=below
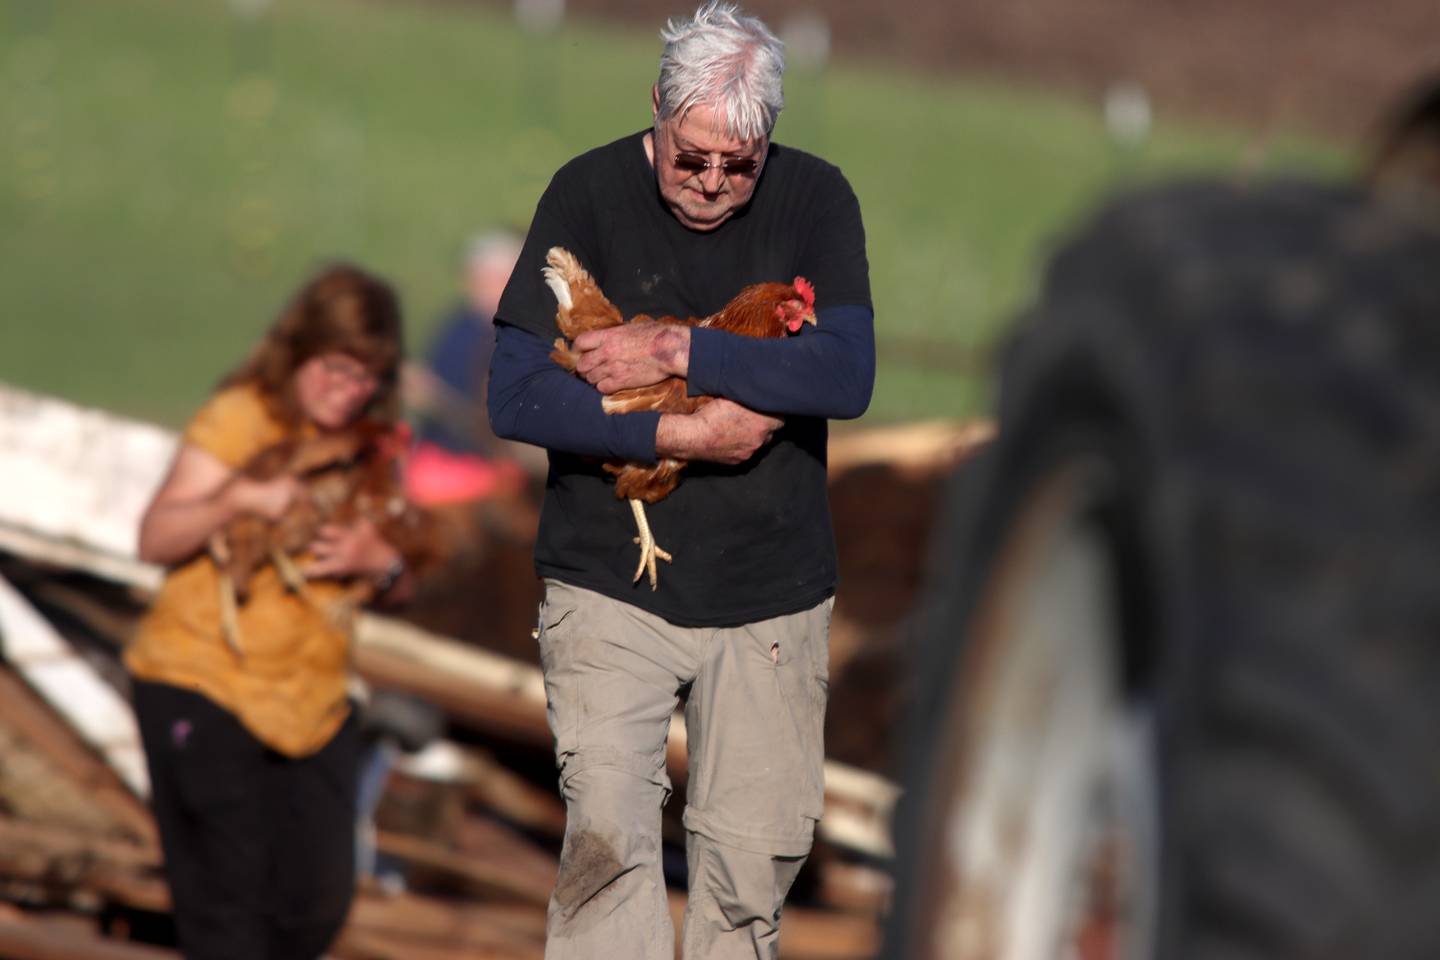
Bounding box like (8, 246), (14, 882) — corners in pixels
(675, 204), (732, 231)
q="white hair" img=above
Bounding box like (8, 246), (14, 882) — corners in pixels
(656, 1), (785, 143)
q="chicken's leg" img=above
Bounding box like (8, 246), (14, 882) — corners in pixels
(628, 498), (672, 590)
(324, 591), (361, 630)
(276, 545), (352, 623)
(217, 573), (244, 657)
(271, 546), (308, 594)
(208, 533), (245, 656)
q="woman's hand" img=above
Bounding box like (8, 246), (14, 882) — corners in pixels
(139, 444), (300, 566)
(303, 518), (400, 581)
(227, 474), (306, 522)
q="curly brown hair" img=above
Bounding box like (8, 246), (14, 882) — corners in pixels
(221, 263), (404, 428)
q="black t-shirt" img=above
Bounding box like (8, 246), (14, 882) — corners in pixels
(496, 130), (871, 627)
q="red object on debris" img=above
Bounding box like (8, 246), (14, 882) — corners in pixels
(404, 442), (524, 506)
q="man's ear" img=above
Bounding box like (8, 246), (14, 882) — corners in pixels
(651, 84), (660, 120)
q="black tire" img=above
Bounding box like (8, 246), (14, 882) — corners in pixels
(885, 178), (1440, 959)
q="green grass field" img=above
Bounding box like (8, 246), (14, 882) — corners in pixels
(0, 0), (1344, 426)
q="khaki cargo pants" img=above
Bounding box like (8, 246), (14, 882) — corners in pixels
(536, 579), (833, 960)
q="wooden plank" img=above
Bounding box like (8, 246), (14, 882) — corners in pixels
(0, 525), (162, 594)
(0, 921), (176, 960)
(335, 927), (541, 960)
(451, 815), (560, 901)
(0, 672), (157, 847)
(0, 818), (159, 872)
(9, 574), (144, 654)
(460, 750), (568, 838)
(0, 818), (560, 957)
(373, 831), (553, 907)
(350, 886), (547, 940)
(774, 908), (880, 960)
(343, 890), (546, 956)
(0, 816), (169, 918)
(353, 644), (550, 750)
(0, 385), (173, 565)
(828, 417), (993, 476)
(664, 891), (880, 960)
(814, 858), (892, 917)
(0, 574), (149, 797)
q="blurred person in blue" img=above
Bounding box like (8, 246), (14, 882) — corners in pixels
(486, 2), (874, 957)
(404, 228), (526, 507)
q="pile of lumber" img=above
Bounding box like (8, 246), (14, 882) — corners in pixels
(0, 383), (991, 958)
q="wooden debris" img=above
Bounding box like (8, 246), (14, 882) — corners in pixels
(0, 572), (149, 798)
(664, 892), (878, 960)
(341, 886), (547, 959)
(0, 384), (946, 957)
(0, 919), (176, 960)
(373, 830), (553, 906)
(828, 418), (994, 477)
(458, 749), (568, 838)
(0, 670), (155, 847)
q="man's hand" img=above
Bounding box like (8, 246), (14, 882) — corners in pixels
(574, 322), (690, 394)
(656, 398), (783, 465)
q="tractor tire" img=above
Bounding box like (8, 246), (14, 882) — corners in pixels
(884, 179), (1440, 960)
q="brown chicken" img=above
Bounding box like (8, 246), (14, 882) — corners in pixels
(542, 246), (817, 588)
(209, 420), (441, 654)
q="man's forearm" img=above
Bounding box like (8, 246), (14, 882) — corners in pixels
(654, 413), (697, 460)
(487, 324), (660, 461)
(686, 304), (875, 419)
(655, 398), (783, 465)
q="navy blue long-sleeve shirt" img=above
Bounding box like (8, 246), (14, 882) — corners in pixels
(487, 302), (874, 462)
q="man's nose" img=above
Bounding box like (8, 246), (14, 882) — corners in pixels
(698, 164), (726, 194)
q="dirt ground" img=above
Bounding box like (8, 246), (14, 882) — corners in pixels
(560, 0), (1440, 143)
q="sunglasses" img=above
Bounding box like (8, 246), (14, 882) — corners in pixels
(672, 151), (760, 178)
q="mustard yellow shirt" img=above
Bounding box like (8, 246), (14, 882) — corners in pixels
(125, 385), (354, 757)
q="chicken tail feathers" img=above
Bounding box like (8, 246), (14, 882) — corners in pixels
(544, 246), (625, 341)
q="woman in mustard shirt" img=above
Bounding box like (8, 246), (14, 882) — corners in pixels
(127, 263), (412, 960)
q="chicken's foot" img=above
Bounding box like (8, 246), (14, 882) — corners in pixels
(271, 547), (308, 594)
(628, 497), (672, 590)
(208, 534), (245, 656)
(324, 593), (360, 630)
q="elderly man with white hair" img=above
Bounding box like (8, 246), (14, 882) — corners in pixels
(488, 4), (874, 957)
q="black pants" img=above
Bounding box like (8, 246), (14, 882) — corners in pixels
(133, 680), (359, 960)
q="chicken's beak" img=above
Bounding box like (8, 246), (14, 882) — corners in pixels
(786, 309), (817, 333)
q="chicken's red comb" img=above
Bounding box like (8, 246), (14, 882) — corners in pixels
(792, 276), (815, 310)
